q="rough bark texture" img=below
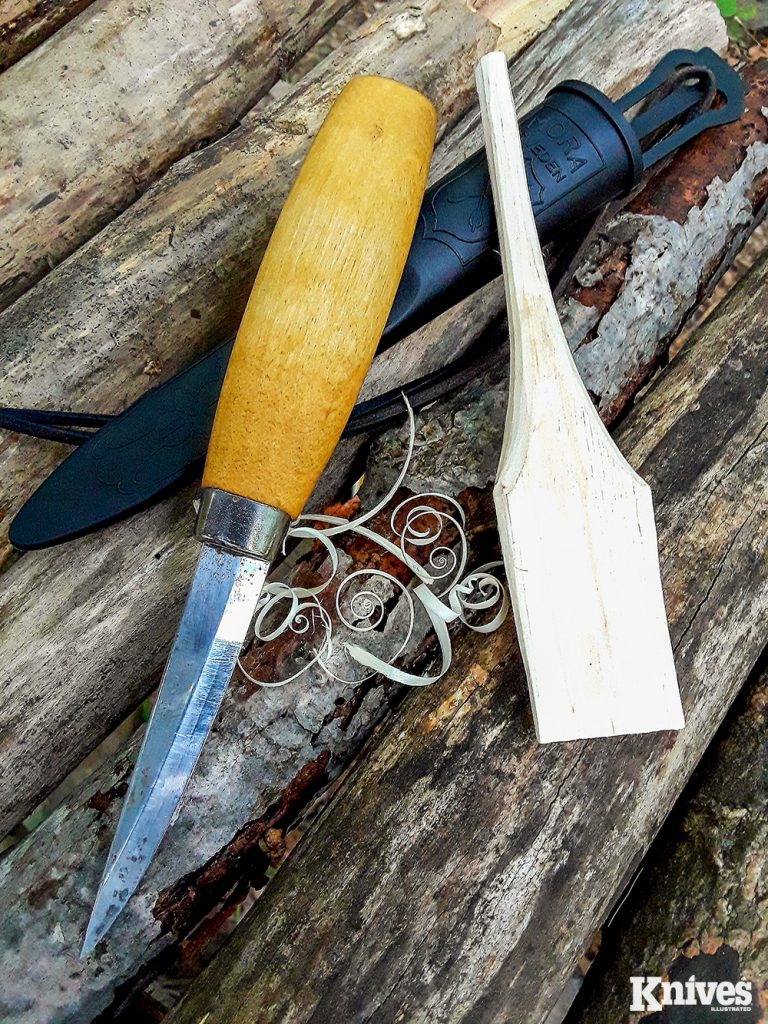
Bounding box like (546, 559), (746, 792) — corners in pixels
(2, 56), (764, 1024)
(565, 657), (768, 1024)
(0, 0), (724, 556)
(166, 251), (768, 1024)
(560, 59), (768, 425)
(0, 0), (694, 838)
(0, 0), (92, 72)
(0, 0), (353, 311)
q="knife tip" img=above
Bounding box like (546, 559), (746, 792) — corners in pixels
(80, 872), (127, 959)
(79, 919), (101, 960)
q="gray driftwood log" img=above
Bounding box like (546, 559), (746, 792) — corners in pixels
(0, 0), (353, 312)
(0, 0), (92, 72)
(1, 61), (763, 1024)
(566, 657), (768, 1023)
(0, 0), (728, 839)
(167, 248), (768, 1024)
(0, 0), (722, 557)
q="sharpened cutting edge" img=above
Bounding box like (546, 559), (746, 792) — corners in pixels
(81, 545), (269, 956)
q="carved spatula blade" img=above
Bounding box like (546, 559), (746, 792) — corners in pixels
(476, 52), (684, 742)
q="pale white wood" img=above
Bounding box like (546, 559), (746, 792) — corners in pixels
(476, 52), (684, 742)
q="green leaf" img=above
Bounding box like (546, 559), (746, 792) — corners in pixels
(718, 0), (759, 17)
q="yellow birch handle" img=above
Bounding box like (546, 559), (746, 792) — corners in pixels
(202, 76), (436, 517)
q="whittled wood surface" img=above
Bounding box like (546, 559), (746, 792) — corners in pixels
(0, 0), (728, 841)
(478, 53), (681, 741)
(204, 77), (435, 515)
(167, 220), (768, 1024)
(0, 0), (350, 312)
(2, 51), (763, 1024)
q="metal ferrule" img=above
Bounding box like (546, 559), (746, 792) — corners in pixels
(195, 488), (290, 562)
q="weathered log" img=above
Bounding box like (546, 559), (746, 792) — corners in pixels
(0, 0), (354, 313)
(167, 254), (768, 1024)
(0, 0), (611, 832)
(0, 0), (92, 72)
(0, 41), (757, 1024)
(0, 0), (735, 841)
(0, 0), (723, 557)
(559, 57), (768, 426)
(566, 656), (768, 1024)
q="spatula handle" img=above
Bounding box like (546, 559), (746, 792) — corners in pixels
(476, 53), (581, 392)
(202, 77), (436, 518)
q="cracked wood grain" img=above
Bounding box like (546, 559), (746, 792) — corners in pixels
(0, 0), (353, 312)
(166, 248), (768, 1024)
(0, 0), (724, 557)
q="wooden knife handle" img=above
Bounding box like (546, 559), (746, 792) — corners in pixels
(202, 76), (436, 518)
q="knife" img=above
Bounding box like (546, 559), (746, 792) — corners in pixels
(80, 74), (436, 955)
(7, 49), (744, 550)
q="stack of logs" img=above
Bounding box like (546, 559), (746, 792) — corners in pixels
(0, 1), (765, 1021)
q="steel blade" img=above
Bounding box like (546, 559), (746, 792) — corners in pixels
(81, 544), (268, 957)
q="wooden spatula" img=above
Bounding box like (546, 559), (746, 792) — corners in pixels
(476, 52), (684, 743)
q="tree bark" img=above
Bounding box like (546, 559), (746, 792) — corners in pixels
(566, 655), (768, 1023)
(3, 48), (764, 1024)
(0, 0), (723, 557)
(0, 0), (92, 72)
(0, 0), (354, 312)
(166, 250), (768, 1024)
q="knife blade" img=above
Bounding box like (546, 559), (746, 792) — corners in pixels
(7, 49), (744, 551)
(82, 546), (269, 953)
(81, 73), (436, 955)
